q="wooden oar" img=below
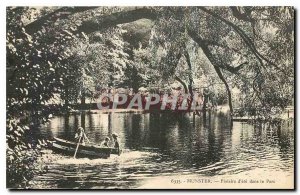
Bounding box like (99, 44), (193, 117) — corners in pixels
(73, 135), (82, 159)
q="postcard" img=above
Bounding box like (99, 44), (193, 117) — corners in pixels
(6, 6), (294, 189)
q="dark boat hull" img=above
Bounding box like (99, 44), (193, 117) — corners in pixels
(51, 137), (119, 158)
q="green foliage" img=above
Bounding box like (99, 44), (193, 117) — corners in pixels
(6, 7), (58, 188)
(7, 118), (47, 188)
(57, 27), (131, 106)
(7, 10), (133, 188)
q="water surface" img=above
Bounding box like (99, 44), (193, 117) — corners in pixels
(31, 111), (294, 189)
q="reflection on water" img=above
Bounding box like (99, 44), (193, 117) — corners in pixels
(32, 111), (294, 189)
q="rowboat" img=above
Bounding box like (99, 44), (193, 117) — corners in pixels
(51, 137), (120, 159)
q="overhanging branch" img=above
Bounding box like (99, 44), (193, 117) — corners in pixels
(187, 29), (234, 115)
(25, 7), (98, 34)
(77, 7), (157, 34)
(199, 7), (282, 71)
(188, 29), (246, 74)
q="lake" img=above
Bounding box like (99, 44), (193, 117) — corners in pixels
(30, 110), (294, 189)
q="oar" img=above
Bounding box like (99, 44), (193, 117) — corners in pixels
(73, 135), (82, 159)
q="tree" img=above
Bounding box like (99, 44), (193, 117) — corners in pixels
(10, 6), (294, 117)
(58, 27), (130, 109)
(7, 7), (62, 187)
(6, 7), (131, 187)
(73, 6), (294, 117)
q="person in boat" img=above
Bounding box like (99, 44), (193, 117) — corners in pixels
(112, 133), (120, 155)
(75, 127), (90, 144)
(100, 137), (110, 147)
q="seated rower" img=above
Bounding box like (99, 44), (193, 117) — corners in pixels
(112, 133), (120, 155)
(75, 127), (90, 145)
(100, 137), (110, 147)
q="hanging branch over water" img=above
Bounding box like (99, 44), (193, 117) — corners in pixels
(77, 7), (157, 34)
(25, 7), (98, 34)
(184, 48), (194, 96)
(198, 7), (283, 72)
(188, 29), (234, 115)
(174, 75), (188, 94)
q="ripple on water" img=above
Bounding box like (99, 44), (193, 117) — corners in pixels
(29, 113), (294, 189)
